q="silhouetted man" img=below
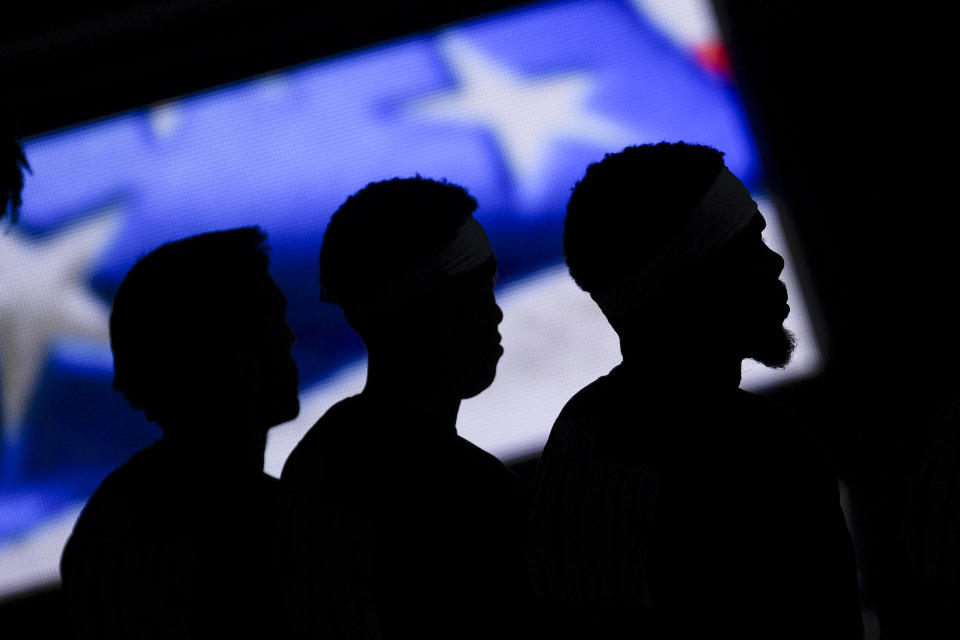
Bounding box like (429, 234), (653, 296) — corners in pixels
(282, 177), (525, 639)
(60, 228), (300, 638)
(528, 143), (862, 638)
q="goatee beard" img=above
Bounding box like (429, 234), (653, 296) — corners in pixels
(749, 324), (797, 369)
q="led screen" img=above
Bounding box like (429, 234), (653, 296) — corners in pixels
(0, 0), (821, 598)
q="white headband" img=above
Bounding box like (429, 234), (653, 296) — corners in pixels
(590, 167), (757, 325)
(346, 216), (494, 316)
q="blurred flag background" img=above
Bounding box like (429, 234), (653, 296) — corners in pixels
(0, 0), (821, 598)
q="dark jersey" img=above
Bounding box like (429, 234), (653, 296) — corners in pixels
(528, 364), (863, 639)
(60, 440), (292, 638)
(281, 394), (526, 639)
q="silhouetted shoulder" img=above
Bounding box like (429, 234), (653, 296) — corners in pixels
(281, 391), (524, 639)
(63, 438), (282, 571)
(62, 441), (285, 638)
(63, 442), (170, 548)
(61, 442), (197, 638)
(283, 393), (519, 492)
(734, 387), (802, 426)
(540, 368), (625, 460)
(734, 388), (836, 475)
(529, 368), (661, 635)
(450, 432), (521, 488)
(280, 394), (366, 489)
(60, 443), (173, 582)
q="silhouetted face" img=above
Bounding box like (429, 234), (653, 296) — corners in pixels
(243, 273), (300, 428)
(422, 257), (504, 399)
(701, 210), (795, 368)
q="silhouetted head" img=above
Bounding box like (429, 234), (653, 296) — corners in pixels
(565, 142), (794, 368)
(2, 107), (29, 223)
(110, 227), (299, 434)
(320, 177), (503, 399)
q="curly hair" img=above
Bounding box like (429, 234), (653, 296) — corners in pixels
(319, 176), (478, 313)
(110, 227), (271, 425)
(564, 142), (725, 293)
(3, 127), (29, 222)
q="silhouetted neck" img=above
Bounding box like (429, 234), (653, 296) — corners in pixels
(158, 425), (268, 477)
(618, 333), (742, 390)
(362, 357), (461, 434)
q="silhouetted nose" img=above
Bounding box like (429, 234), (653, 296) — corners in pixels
(764, 242), (785, 277)
(494, 302), (504, 326)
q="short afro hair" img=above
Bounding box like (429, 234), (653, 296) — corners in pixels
(319, 176), (478, 313)
(564, 142), (725, 293)
(2, 107), (29, 223)
(110, 227), (271, 425)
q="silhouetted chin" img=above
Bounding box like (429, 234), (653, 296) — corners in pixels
(272, 362), (300, 424)
(456, 345), (503, 399)
(278, 396), (301, 424)
(748, 324), (797, 369)
(260, 392), (300, 430)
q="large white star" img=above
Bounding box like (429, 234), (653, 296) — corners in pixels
(0, 210), (118, 442)
(409, 34), (638, 207)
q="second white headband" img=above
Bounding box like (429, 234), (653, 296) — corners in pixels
(590, 167), (758, 324)
(346, 216), (494, 316)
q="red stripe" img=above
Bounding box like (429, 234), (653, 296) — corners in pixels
(693, 40), (732, 79)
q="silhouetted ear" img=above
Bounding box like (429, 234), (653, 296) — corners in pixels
(229, 347), (265, 395)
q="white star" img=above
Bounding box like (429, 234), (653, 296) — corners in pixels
(148, 102), (183, 141)
(0, 209), (119, 442)
(409, 34), (638, 208)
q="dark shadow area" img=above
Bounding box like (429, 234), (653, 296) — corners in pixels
(716, 2), (957, 636)
(1, 0), (539, 138)
(0, 586), (69, 637)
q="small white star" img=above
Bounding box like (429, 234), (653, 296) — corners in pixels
(0, 209), (119, 442)
(148, 102), (183, 141)
(409, 34), (638, 208)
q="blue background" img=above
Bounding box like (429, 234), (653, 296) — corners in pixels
(2, 0), (757, 549)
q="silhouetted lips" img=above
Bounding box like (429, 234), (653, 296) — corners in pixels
(777, 281), (788, 313)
